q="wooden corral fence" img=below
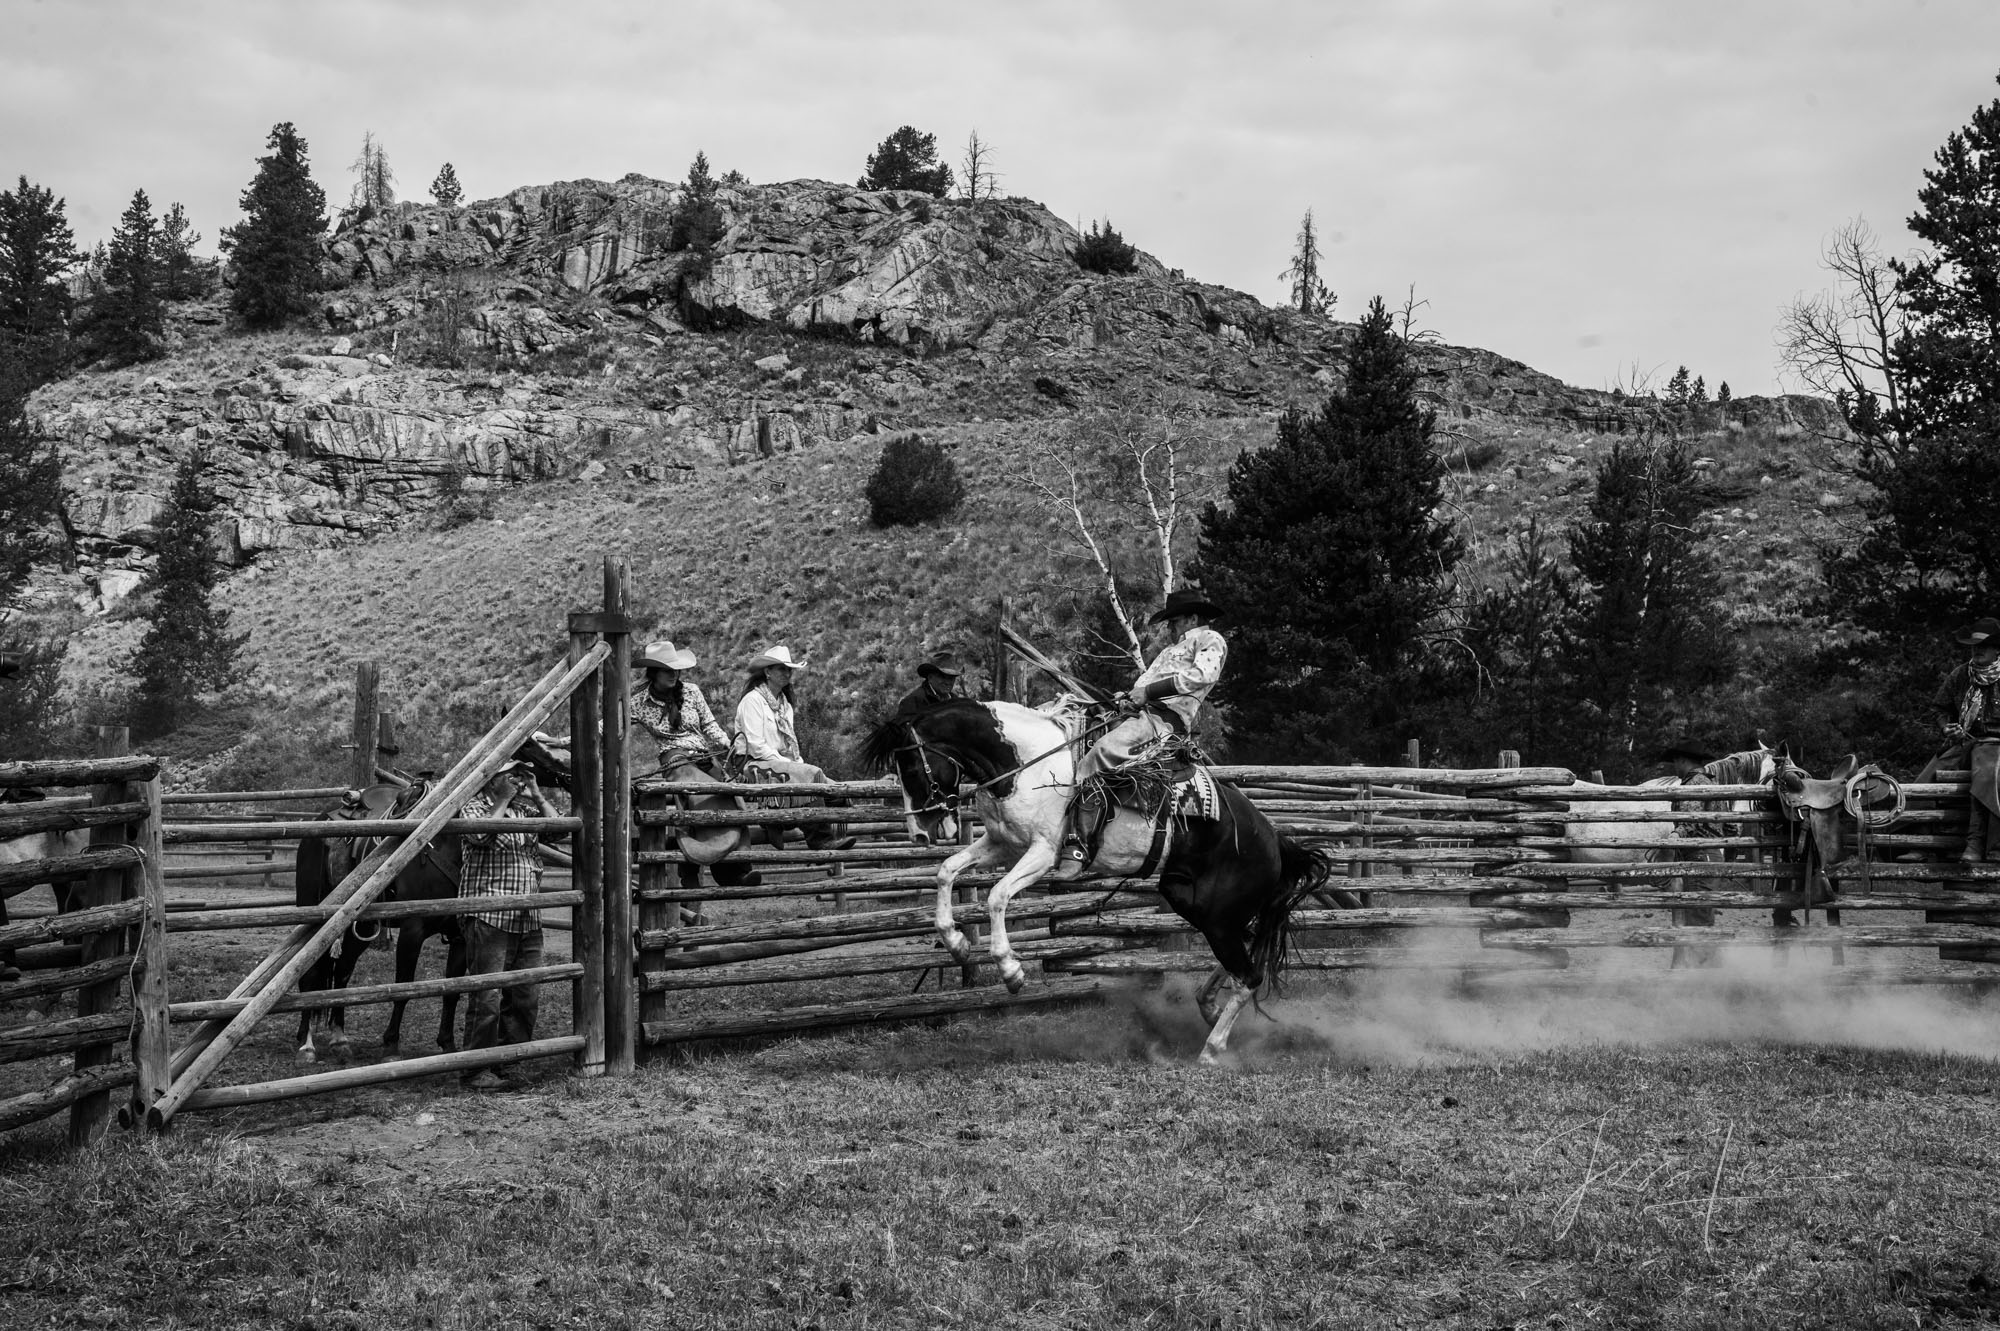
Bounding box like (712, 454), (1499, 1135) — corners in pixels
(9, 552), (1999, 1140)
(0, 557), (641, 1140)
(625, 755), (2000, 1051)
(0, 734), (169, 1144)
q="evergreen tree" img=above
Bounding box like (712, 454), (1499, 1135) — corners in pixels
(1189, 296), (1463, 760)
(1716, 381), (1732, 415)
(0, 638), (69, 760)
(93, 188), (165, 363)
(858, 126), (954, 197)
(1563, 436), (1732, 774)
(669, 151), (726, 252)
(1665, 365), (1693, 405)
(222, 122), (329, 327)
(1279, 209), (1334, 318)
(131, 447), (246, 736)
(1692, 375), (1707, 403)
(429, 162), (463, 208)
(0, 175), (79, 387)
(158, 201), (208, 301)
(1811, 75), (2000, 761)
(1445, 518), (1577, 764)
(0, 378), (62, 602)
(1074, 219), (1138, 274)
(349, 131), (395, 212)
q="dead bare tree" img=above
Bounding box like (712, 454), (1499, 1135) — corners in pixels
(349, 131), (396, 212)
(1776, 217), (1909, 423)
(960, 130), (999, 208)
(1023, 406), (1215, 670)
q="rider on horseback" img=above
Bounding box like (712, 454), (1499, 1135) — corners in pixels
(1053, 587), (1226, 880)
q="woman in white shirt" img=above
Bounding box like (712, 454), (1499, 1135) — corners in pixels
(734, 645), (854, 851)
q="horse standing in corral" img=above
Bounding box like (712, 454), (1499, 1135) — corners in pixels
(862, 697), (1360, 1064)
(291, 736), (573, 1062)
(0, 789), (89, 987)
(1555, 747), (1778, 961)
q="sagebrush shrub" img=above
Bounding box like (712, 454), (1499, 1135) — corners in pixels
(865, 434), (964, 527)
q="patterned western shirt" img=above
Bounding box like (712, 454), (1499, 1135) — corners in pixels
(631, 681), (731, 767)
(1134, 627), (1228, 729)
(459, 792), (542, 932)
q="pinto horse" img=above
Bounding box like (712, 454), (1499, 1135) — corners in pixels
(861, 698), (1358, 1063)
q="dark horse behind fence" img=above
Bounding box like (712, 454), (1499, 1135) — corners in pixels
(291, 736), (572, 1063)
(861, 697), (1360, 1064)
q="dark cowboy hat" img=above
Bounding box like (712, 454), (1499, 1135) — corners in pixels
(1957, 617), (2000, 647)
(917, 651), (965, 680)
(1149, 587), (1223, 625)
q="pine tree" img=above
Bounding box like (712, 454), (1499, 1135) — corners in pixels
(158, 201), (207, 301)
(669, 151), (725, 252)
(1074, 219), (1138, 275)
(1189, 296), (1463, 759)
(349, 131), (395, 212)
(1692, 375), (1707, 403)
(1811, 76), (2000, 761)
(222, 122), (329, 327)
(0, 377), (62, 602)
(858, 126), (953, 196)
(1279, 209), (1334, 318)
(1451, 518), (1577, 763)
(0, 175), (79, 388)
(131, 447), (246, 736)
(429, 162), (463, 208)
(1665, 365), (1693, 405)
(1716, 381), (1732, 413)
(1563, 436), (1732, 774)
(94, 188), (165, 363)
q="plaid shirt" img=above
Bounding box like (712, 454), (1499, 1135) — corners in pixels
(459, 792), (542, 932)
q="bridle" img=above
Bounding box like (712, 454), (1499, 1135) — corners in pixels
(892, 711), (1126, 817)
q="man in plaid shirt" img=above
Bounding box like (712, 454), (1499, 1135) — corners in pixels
(458, 759), (559, 1087)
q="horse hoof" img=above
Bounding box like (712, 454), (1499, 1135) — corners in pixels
(1197, 1048), (1221, 1067)
(942, 930), (971, 964)
(297, 1048), (317, 1065)
(1001, 966), (1026, 995)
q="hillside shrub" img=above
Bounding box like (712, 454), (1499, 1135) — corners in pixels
(1075, 220), (1137, 275)
(864, 433), (964, 527)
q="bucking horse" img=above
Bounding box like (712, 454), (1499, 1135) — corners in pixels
(862, 697), (1359, 1063)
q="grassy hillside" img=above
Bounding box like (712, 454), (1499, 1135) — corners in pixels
(48, 394), (1859, 791)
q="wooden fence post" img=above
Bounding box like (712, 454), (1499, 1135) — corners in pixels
(376, 711), (400, 780)
(635, 791), (669, 1059)
(127, 774), (170, 1127)
(71, 726), (131, 1146)
(568, 623), (606, 1077)
(1405, 739), (1421, 770)
(349, 662), (380, 791)
(600, 555), (635, 1075)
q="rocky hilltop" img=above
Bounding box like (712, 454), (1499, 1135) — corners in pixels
(23, 174), (1834, 616)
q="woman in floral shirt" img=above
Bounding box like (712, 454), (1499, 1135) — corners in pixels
(631, 640), (730, 776)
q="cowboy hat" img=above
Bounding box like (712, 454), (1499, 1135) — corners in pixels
(748, 644), (809, 670)
(917, 651), (964, 680)
(1149, 587), (1223, 624)
(1957, 617), (2000, 647)
(635, 640), (698, 671)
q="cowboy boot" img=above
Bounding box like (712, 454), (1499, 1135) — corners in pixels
(1962, 803), (1987, 865)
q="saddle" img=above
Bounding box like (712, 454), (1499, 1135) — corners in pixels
(1069, 755), (1222, 873)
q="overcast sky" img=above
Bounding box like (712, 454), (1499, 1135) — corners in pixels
(5, 0), (1995, 396)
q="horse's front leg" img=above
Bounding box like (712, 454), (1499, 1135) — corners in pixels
(986, 840), (1058, 994)
(1195, 964), (1231, 1027)
(935, 836), (1003, 963)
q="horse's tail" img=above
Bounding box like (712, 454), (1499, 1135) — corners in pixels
(296, 832), (332, 908)
(1251, 835), (1355, 999)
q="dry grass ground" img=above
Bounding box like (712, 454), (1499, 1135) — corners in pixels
(6, 961), (2000, 1330)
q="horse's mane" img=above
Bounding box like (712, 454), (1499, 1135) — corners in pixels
(859, 699), (1021, 792)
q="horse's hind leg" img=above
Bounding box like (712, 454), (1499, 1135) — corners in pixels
(1195, 964), (1230, 1027)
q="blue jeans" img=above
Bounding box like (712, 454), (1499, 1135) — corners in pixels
(463, 918), (542, 1051)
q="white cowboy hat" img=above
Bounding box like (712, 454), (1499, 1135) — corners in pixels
(635, 640), (698, 671)
(748, 644), (809, 671)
